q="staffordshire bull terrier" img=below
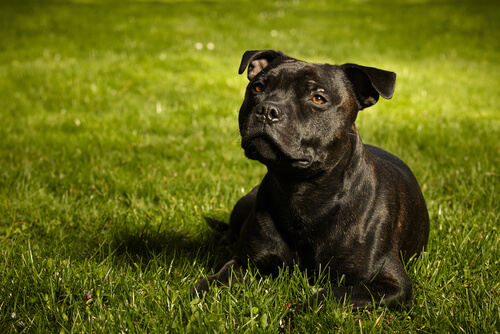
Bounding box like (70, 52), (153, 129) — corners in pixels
(191, 49), (429, 314)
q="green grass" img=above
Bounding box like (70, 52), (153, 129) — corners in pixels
(0, 0), (499, 332)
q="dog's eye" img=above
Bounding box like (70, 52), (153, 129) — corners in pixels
(253, 83), (265, 93)
(312, 95), (327, 104)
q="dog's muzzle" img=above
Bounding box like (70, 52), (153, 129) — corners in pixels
(255, 103), (283, 124)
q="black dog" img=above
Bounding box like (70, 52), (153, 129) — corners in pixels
(191, 50), (429, 313)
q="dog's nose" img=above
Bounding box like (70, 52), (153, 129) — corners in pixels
(256, 104), (282, 124)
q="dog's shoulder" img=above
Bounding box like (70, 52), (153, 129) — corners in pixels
(365, 144), (419, 185)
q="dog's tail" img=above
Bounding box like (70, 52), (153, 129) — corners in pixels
(204, 217), (230, 232)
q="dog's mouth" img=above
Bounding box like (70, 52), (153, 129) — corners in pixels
(242, 135), (312, 168)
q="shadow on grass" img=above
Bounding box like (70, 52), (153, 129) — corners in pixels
(109, 221), (234, 271)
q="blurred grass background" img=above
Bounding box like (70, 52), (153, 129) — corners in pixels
(0, 0), (499, 332)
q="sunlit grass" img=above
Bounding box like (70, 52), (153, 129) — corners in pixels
(0, 0), (498, 332)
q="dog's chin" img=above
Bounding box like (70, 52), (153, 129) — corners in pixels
(243, 136), (312, 170)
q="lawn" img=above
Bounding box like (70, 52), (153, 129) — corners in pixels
(0, 0), (499, 332)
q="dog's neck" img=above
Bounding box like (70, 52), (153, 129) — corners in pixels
(263, 126), (376, 224)
(267, 125), (370, 186)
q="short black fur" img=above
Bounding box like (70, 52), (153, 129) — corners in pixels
(191, 50), (429, 319)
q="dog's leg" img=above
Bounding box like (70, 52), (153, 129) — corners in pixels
(294, 264), (413, 313)
(204, 186), (258, 244)
(190, 257), (246, 297)
(224, 186), (259, 242)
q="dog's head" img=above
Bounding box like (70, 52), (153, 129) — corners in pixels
(238, 49), (396, 177)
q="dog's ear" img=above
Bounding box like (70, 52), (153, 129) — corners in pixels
(341, 64), (396, 110)
(239, 49), (287, 80)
